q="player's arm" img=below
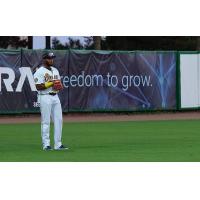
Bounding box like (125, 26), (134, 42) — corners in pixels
(34, 70), (54, 91)
(35, 82), (54, 91)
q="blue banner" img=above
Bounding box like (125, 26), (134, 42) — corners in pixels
(0, 50), (176, 113)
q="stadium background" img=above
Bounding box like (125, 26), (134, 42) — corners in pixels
(1, 48), (200, 161)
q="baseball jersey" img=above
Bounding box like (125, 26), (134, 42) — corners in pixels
(34, 66), (61, 95)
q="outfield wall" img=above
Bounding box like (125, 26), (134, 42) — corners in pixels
(0, 49), (191, 113)
(179, 52), (200, 109)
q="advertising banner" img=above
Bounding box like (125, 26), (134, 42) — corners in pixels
(0, 50), (26, 113)
(68, 50), (176, 111)
(0, 50), (177, 113)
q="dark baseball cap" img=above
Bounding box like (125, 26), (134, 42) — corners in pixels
(42, 52), (56, 59)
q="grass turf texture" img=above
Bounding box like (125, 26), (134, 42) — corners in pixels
(0, 120), (200, 161)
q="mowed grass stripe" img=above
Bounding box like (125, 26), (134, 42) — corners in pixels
(0, 120), (199, 161)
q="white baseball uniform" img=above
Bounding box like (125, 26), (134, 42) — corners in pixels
(34, 66), (63, 149)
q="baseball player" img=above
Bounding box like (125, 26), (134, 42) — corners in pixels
(34, 52), (68, 150)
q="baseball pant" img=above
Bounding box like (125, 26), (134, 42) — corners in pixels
(38, 94), (63, 149)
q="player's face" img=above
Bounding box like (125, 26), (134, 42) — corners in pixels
(46, 58), (54, 66)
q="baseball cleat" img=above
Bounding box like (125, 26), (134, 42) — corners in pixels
(55, 145), (69, 150)
(43, 146), (53, 151)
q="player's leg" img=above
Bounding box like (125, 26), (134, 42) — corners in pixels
(51, 96), (63, 149)
(40, 95), (52, 149)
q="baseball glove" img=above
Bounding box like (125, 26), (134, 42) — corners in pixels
(53, 80), (63, 91)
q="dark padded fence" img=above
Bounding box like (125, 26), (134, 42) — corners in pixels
(0, 49), (177, 113)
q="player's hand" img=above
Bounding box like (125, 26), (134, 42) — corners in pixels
(53, 80), (63, 91)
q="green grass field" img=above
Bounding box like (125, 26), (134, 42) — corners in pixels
(0, 119), (200, 161)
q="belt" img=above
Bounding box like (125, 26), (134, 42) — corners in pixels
(38, 93), (57, 96)
(49, 93), (57, 96)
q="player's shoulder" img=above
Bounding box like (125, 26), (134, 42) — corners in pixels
(51, 66), (58, 71)
(34, 66), (45, 76)
(51, 66), (60, 73)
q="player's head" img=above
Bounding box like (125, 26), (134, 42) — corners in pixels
(42, 52), (56, 67)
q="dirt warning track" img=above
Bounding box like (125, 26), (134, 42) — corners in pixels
(0, 111), (200, 124)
